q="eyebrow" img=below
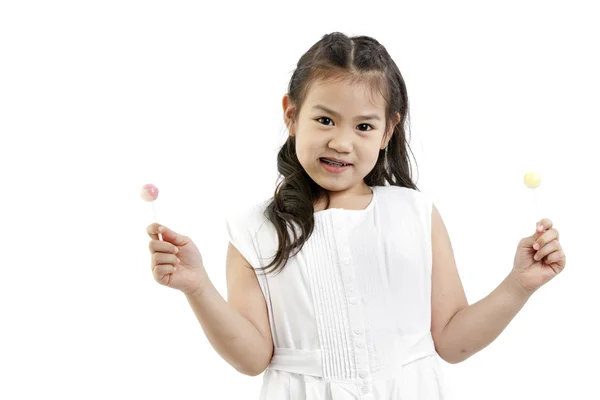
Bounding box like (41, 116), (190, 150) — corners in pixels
(312, 105), (381, 121)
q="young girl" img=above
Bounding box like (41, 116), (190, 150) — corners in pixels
(146, 32), (567, 399)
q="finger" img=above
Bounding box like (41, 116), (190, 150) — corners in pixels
(153, 264), (177, 282)
(151, 253), (180, 267)
(520, 235), (536, 249)
(537, 218), (553, 233)
(159, 226), (189, 247)
(146, 223), (162, 240)
(526, 223), (553, 246)
(545, 250), (564, 265)
(534, 239), (560, 261)
(149, 239), (179, 254)
(533, 228), (559, 250)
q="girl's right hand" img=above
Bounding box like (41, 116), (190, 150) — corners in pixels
(147, 223), (210, 296)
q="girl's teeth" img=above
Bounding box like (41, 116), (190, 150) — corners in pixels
(323, 159), (345, 166)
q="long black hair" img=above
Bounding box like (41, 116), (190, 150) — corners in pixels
(259, 32), (419, 275)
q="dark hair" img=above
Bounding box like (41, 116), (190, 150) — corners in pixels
(259, 32), (419, 275)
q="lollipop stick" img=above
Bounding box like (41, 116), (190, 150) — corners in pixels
(531, 188), (541, 226)
(152, 201), (163, 241)
(523, 172), (542, 229)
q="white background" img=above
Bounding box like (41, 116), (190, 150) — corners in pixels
(1, 0), (598, 399)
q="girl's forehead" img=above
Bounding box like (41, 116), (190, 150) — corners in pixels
(305, 80), (386, 112)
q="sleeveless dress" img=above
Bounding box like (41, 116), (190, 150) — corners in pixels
(225, 185), (446, 399)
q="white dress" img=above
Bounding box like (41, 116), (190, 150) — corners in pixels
(225, 185), (446, 399)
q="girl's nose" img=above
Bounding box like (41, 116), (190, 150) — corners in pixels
(327, 131), (353, 153)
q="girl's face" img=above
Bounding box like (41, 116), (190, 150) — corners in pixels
(283, 78), (399, 197)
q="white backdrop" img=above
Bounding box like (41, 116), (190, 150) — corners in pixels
(1, 1), (598, 399)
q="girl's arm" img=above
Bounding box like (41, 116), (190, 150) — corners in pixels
(429, 205), (531, 364)
(185, 242), (273, 375)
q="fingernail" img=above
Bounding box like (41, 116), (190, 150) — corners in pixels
(533, 243), (540, 250)
(158, 226), (164, 233)
(538, 224), (543, 231)
(176, 258), (180, 263)
(173, 247), (179, 254)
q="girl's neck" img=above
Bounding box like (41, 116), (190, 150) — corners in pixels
(313, 184), (373, 212)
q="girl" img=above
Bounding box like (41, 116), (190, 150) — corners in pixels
(146, 32), (567, 399)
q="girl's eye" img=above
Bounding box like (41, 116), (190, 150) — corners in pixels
(317, 117), (333, 126)
(316, 117), (373, 132)
(357, 123), (373, 132)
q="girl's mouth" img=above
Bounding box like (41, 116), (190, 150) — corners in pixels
(320, 158), (351, 173)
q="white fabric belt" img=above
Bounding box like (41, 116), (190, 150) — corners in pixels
(268, 332), (437, 378)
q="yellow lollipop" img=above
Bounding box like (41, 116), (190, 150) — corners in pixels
(523, 172), (542, 224)
(523, 172), (541, 189)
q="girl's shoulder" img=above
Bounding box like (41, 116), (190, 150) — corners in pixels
(224, 198), (274, 270)
(225, 198), (270, 232)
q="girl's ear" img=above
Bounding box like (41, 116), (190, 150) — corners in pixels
(381, 112), (401, 149)
(282, 94), (296, 137)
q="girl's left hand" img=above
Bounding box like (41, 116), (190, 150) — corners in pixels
(512, 218), (567, 294)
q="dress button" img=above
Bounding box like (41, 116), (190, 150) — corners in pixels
(362, 386), (370, 394)
(356, 341), (364, 348)
(342, 256), (350, 264)
(354, 328), (362, 335)
(348, 297), (356, 305)
(360, 371), (368, 378)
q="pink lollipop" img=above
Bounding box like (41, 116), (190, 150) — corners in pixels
(140, 183), (162, 240)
